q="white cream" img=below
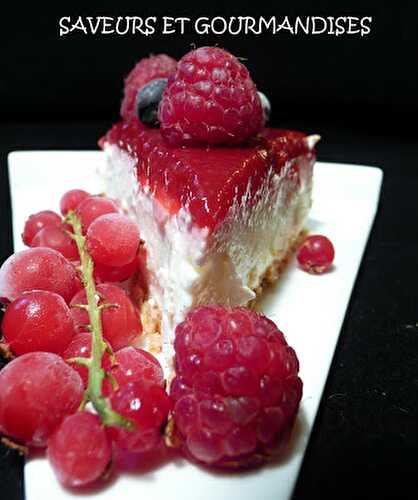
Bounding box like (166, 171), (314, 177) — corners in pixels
(102, 142), (313, 372)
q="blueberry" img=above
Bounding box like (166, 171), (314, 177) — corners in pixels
(136, 78), (168, 128)
(258, 91), (271, 123)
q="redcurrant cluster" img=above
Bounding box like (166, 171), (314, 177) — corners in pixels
(0, 189), (170, 487)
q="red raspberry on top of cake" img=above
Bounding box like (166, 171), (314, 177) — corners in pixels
(159, 46), (265, 146)
(100, 47), (318, 369)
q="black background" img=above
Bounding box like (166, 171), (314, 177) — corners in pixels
(1, 1), (418, 499)
(2, 1), (418, 128)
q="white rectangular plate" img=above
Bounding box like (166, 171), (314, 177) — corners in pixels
(7, 151), (383, 500)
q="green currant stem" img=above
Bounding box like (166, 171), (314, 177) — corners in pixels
(66, 211), (134, 430)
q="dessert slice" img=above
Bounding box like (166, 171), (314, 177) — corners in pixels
(100, 120), (318, 360)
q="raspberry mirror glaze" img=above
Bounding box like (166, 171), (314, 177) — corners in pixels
(101, 119), (314, 232)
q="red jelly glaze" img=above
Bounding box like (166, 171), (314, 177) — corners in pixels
(100, 121), (315, 233)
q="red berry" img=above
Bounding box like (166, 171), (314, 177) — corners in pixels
(60, 189), (90, 215)
(62, 331), (111, 388)
(171, 305), (302, 467)
(0, 248), (81, 304)
(103, 347), (164, 396)
(297, 235), (335, 274)
(108, 381), (171, 453)
(86, 213), (140, 267)
(2, 290), (76, 356)
(31, 225), (79, 260)
(112, 439), (169, 471)
(94, 258), (139, 283)
(76, 196), (119, 234)
(70, 283), (142, 350)
(0, 352), (83, 447)
(47, 412), (111, 487)
(62, 331), (91, 387)
(22, 210), (62, 246)
(121, 54), (177, 122)
(159, 47), (264, 146)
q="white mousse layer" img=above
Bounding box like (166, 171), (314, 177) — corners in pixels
(102, 143), (314, 371)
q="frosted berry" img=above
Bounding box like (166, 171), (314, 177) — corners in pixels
(0, 352), (83, 447)
(103, 346), (164, 396)
(86, 213), (140, 267)
(297, 235), (335, 274)
(31, 224), (79, 260)
(62, 331), (111, 388)
(121, 54), (177, 122)
(60, 189), (90, 215)
(94, 258), (139, 283)
(70, 283), (142, 350)
(2, 290), (76, 356)
(159, 47), (265, 146)
(171, 305), (302, 467)
(47, 412), (112, 487)
(108, 381), (171, 454)
(0, 247), (81, 304)
(22, 210), (61, 246)
(76, 196), (119, 234)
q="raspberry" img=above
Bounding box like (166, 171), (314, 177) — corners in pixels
(121, 54), (177, 122)
(159, 47), (265, 146)
(170, 305), (302, 468)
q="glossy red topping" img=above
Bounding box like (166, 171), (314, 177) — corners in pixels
(101, 121), (314, 232)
